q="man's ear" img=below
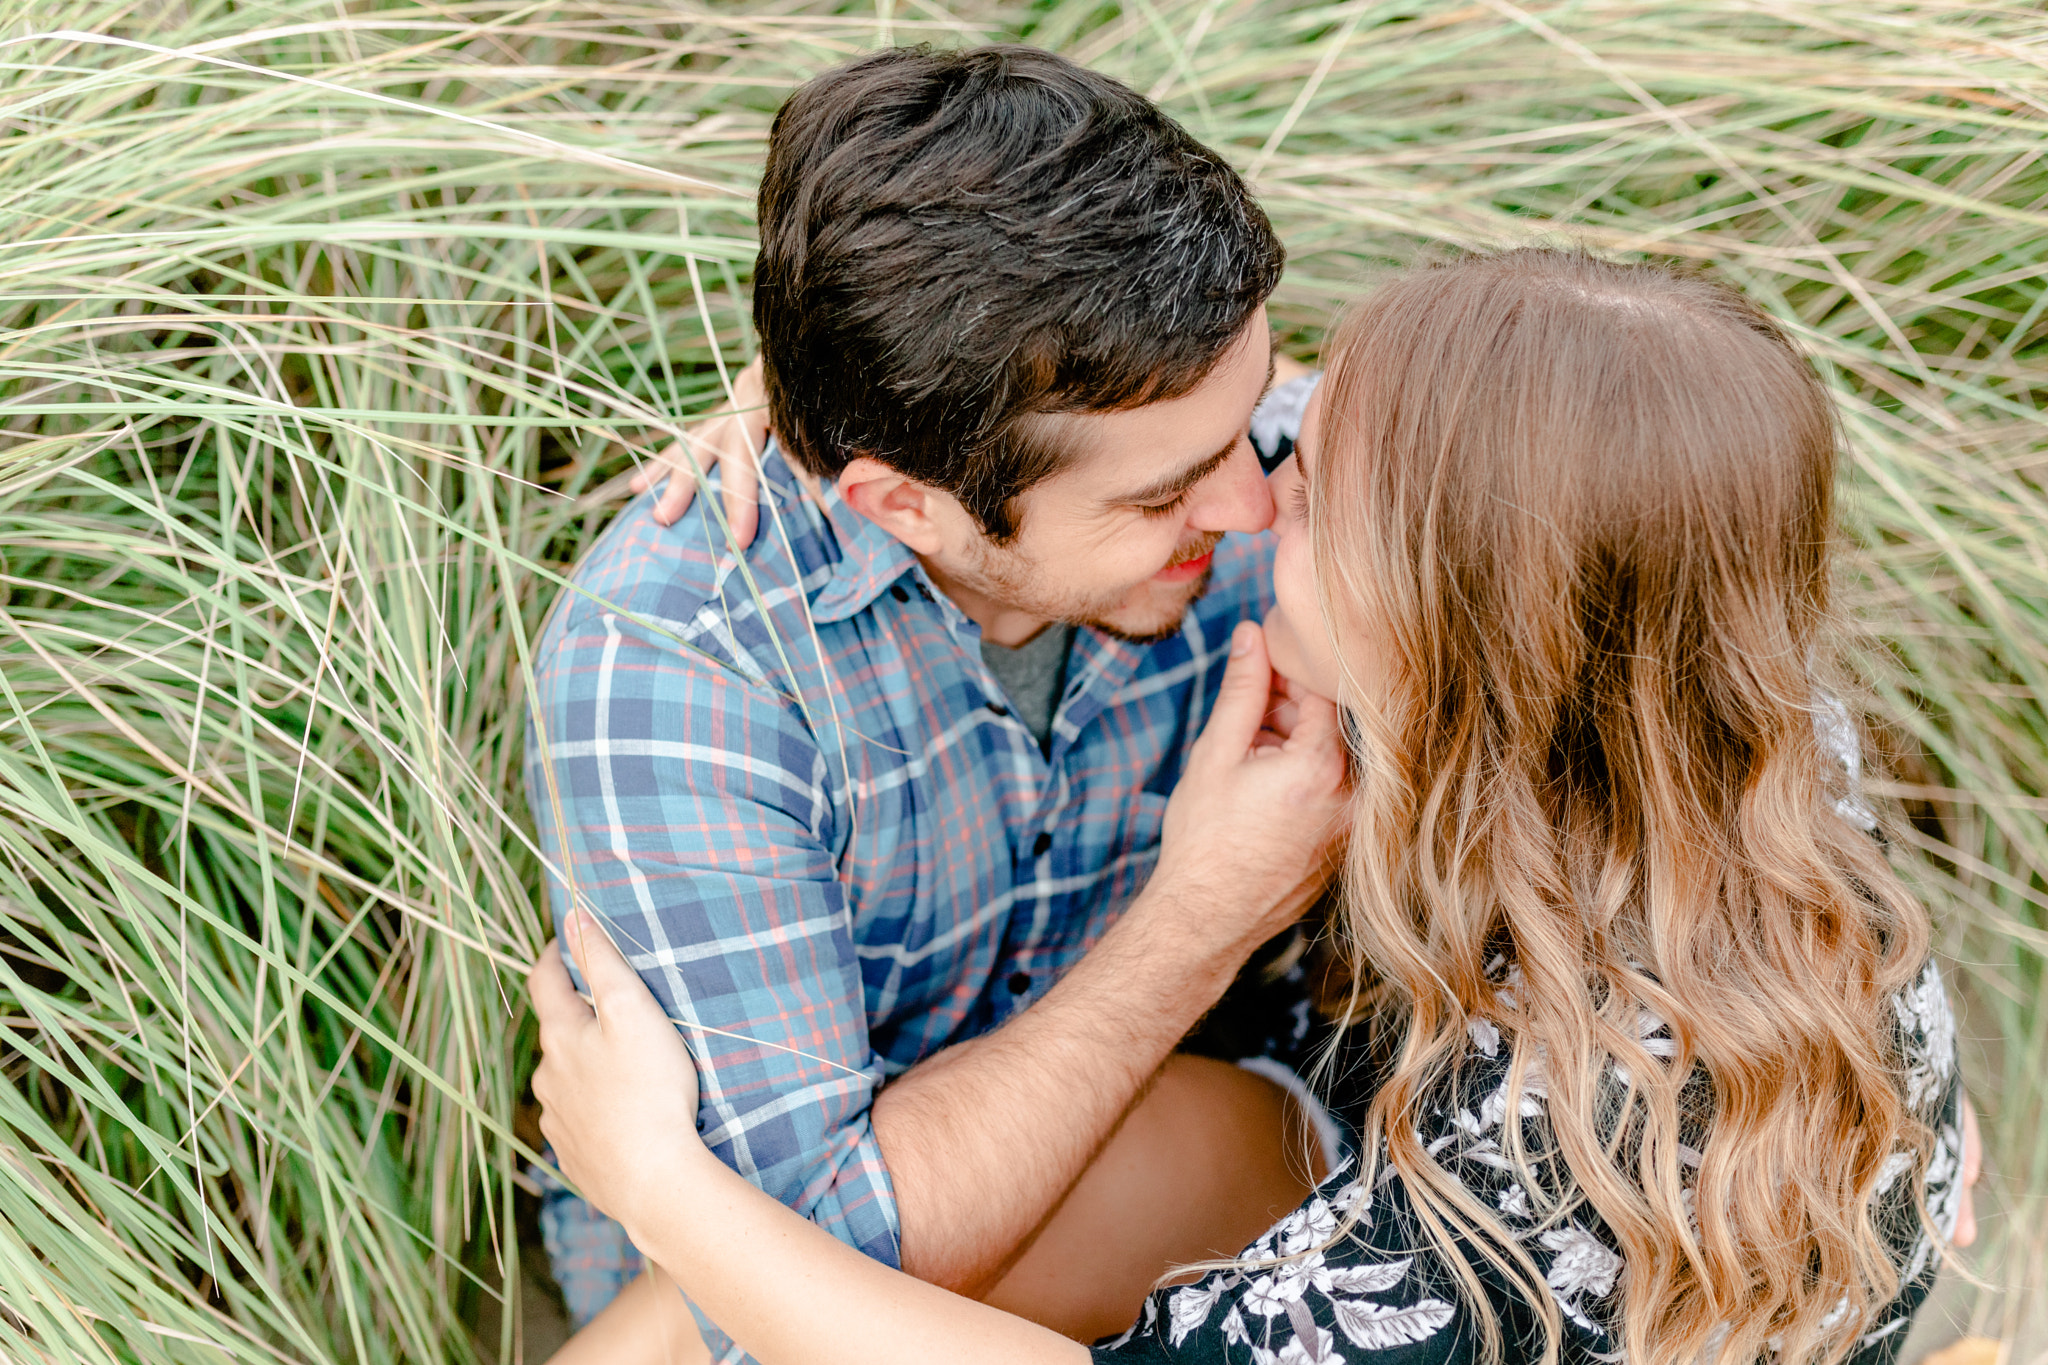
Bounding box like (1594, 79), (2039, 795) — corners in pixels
(836, 457), (949, 556)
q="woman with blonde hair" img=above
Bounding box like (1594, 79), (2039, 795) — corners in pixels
(529, 248), (1965, 1365)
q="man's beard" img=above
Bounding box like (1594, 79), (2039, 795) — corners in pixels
(962, 532), (1223, 644)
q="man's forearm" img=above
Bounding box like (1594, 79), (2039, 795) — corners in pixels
(872, 880), (1254, 1296)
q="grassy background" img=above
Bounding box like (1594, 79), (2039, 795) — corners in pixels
(0, 1), (2042, 1360)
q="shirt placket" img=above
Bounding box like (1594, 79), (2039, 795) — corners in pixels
(993, 626), (1144, 1015)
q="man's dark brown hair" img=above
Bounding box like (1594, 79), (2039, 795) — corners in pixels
(754, 44), (1285, 541)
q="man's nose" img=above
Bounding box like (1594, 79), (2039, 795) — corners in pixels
(1187, 441), (1275, 535)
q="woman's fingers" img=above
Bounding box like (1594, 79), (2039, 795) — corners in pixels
(1953, 1098), (1981, 1248)
(718, 439), (761, 547)
(528, 938), (589, 1029)
(1961, 1097), (1981, 1185)
(563, 910), (678, 1038)
(527, 941), (586, 1123)
(633, 358), (769, 545)
(565, 911), (632, 1009)
(650, 439), (703, 524)
(637, 412), (768, 544)
(685, 429), (760, 547)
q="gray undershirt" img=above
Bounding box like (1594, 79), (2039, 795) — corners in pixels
(981, 623), (1075, 754)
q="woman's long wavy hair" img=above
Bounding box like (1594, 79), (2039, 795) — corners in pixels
(1308, 249), (1932, 1365)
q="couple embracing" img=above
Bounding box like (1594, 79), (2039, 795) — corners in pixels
(522, 43), (1972, 1365)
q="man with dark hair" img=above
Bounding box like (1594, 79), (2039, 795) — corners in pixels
(528, 44), (1341, 1362)
(755, 44), (1284, 554)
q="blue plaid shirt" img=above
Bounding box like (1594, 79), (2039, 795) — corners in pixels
(528, 384), (1311, 1355)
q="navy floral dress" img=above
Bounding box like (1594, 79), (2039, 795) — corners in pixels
(1097, 960), (1963, 1365)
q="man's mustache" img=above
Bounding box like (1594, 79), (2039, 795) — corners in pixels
(1164, 533), (1224, 570)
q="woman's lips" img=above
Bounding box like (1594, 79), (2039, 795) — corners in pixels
(1153, 548), (1215, 582)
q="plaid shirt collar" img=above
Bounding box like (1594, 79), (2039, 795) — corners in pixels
(802, 467), (921, 625)
(779, 450), (1151, 757)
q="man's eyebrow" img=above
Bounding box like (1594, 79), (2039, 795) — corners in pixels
(1110, 350), (1278, 506)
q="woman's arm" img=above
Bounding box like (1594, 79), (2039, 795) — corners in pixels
(529, 912), (1090, 1365)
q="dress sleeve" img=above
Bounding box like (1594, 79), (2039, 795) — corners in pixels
(1092, 1026), (1628, 1365)
(1249, 372), (1322, 472)
(1090, 1162), (1477, 1365)
(1850, 958), (1966, 1363)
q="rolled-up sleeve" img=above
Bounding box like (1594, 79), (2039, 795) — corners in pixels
(528, 597), (900, 1302)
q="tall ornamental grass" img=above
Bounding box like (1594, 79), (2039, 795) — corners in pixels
(0, 2), (2041, 1360)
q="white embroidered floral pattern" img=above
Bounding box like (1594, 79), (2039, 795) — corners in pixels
(1099, 960), (1960, 1364)
(1539, 1225), (1624, 1330)
(1895, 961), (1957, 1111)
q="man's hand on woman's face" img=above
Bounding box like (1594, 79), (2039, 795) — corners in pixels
(1154, 621), (1350, 953)
(1253, 669), (1316, 750)
(528, 914), (708, 1232)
